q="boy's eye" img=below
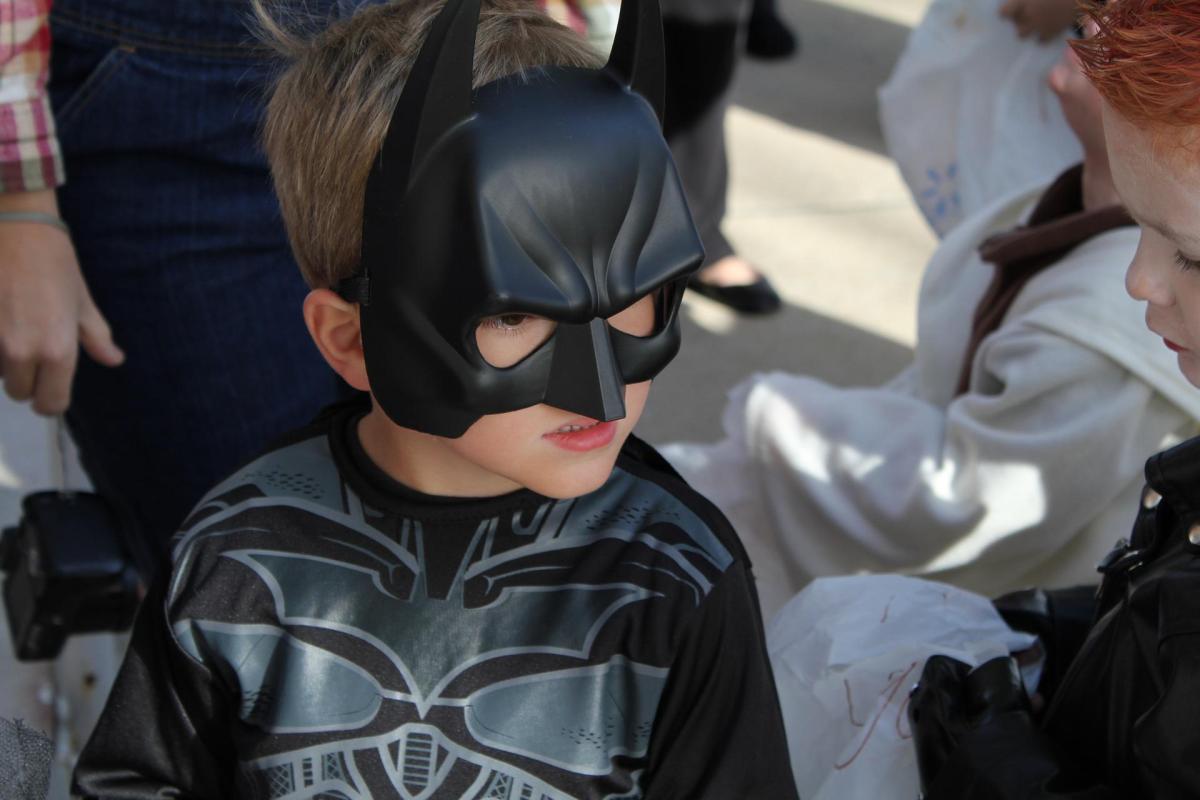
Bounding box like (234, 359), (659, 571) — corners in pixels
(476, 313), (557, 368)
(1176, 252), (1200, 272)
(485, 313), (534, 330)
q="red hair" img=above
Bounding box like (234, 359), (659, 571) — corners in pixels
(1073, 0), (1200, 130)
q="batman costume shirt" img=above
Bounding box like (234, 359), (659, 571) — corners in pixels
(73, 401), (798, 800)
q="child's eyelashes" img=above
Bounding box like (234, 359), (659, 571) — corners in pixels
(481, 313), (539, 336)
(1175, 252), (1200, 272)
(476, 314), (558, 368)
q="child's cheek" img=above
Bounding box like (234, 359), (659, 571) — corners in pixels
(622, 381), (652, 431)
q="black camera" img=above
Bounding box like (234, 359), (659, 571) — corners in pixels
(0, 491), (139, 661)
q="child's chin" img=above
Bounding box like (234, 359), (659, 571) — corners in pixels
(1179, 352), (1200, 389)
(521, 458), (618, 500)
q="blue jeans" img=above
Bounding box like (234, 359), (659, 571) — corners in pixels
(49, 0), (372, 577)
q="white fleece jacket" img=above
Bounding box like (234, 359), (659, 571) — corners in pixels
(664, 181), (1200, 619)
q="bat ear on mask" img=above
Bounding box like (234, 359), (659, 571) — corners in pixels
(605, 0), (668, 127)
(363, 0), (480, 232)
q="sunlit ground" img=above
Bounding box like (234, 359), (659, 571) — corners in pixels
(641, 0), (937, 445)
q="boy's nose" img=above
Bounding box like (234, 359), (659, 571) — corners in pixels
(543, 319), (627, 422)
(1125, 236), (1174, 307)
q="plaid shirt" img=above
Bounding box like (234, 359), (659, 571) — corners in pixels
(0, 0), (62, 192)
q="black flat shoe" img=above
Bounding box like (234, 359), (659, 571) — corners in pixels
(687, 273), (783, 315)
(746, 11), (799, 60)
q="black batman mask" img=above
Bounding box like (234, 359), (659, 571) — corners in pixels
(343, 0), (704, 438)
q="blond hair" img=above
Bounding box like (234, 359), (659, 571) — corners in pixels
(256, 0), (605, 288)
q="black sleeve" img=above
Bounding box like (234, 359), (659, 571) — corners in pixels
(992, 586), (1099, 704)
(916, 633), (1200, 798)
(641, 562), (799, 800)
(925, 717), (1120, 800)
(911, 657), (1118, 800)
(1132, 637), (1200, 796)
(72, 577), (237, 799)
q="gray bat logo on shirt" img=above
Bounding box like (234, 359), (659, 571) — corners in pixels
(213, 517), (658, 718)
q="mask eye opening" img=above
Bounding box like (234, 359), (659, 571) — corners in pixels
(608, 281), (685, 343)
(472, 311), (559, 370)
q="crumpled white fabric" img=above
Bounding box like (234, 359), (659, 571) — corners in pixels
(767, 575), (1037, 800)
(662, 185), (1199, 621)
(878, 0), (1082, 237)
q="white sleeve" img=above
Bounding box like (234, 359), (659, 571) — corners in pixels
(666, 325), (1184, 608)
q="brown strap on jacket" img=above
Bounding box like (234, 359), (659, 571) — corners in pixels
(955, 165), (1135, 395)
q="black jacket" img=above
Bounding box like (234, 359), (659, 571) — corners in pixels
(72, 405), (798, 799)
(915, 435), (1200, 799)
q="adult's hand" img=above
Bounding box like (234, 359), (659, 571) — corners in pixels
(0, 189), (124, 415)
(999, 0), (1078, 42)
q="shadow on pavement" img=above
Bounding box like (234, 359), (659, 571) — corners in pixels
(733, 0), (915, 155)
(639, 296), (913, 445)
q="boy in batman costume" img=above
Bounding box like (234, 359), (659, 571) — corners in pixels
(71, 1), (798, 798)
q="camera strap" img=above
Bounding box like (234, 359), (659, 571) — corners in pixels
(52, 415), (71, 494)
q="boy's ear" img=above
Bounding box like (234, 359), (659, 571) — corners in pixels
(303, 289), (370, 392)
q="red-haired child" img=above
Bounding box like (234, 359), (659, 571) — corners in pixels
(910, 3), (1200, 797)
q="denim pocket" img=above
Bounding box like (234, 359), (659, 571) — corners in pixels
(51, 43), (137, 135)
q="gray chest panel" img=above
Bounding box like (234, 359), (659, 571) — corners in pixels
(169, 433), (732, 799)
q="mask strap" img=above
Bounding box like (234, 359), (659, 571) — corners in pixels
(335, 274), (370, 306)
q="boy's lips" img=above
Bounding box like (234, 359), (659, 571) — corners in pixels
(1165, 338), (1188, 353)
(542, 417), (618, 452)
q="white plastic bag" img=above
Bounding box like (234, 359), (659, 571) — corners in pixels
(767, 575), (1036, 800)
(878, 0), (1082, 237)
